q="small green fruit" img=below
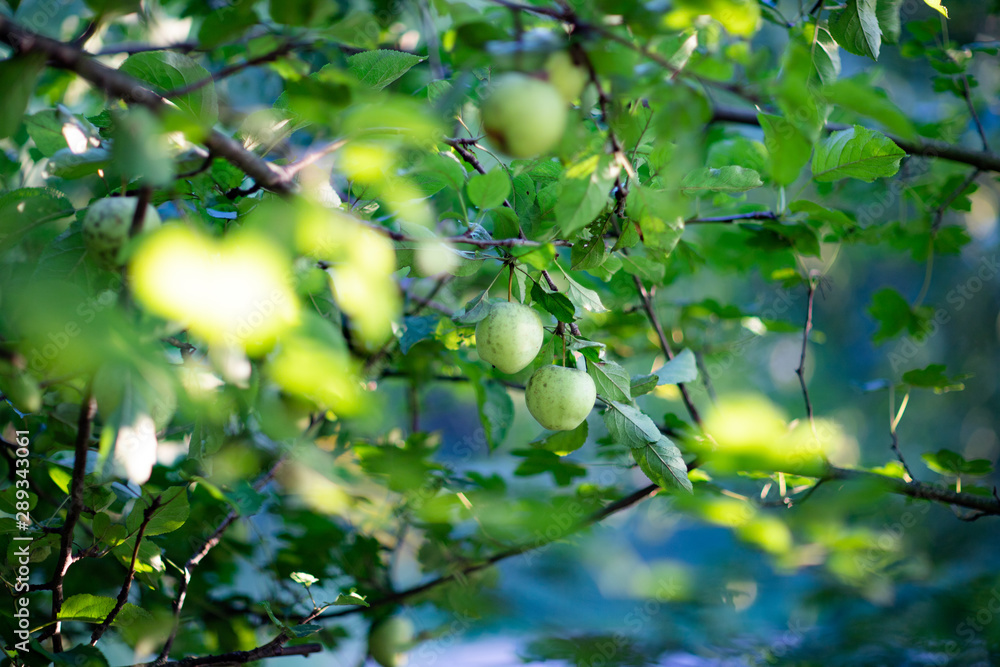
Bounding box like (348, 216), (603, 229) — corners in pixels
(525, 364), (596, 431)
(480, 73), (567, 158)
(475, 301), (544, 374)
(83, 196), (161, 269)
(368, 616), (415, 667)
(545, 51), (589, 103)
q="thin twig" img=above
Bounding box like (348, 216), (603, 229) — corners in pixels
(795, 277), (816, 430)
(91, 495), (163, 645)
(49, 393), (96, 651)
(162, 42), (297, 98)
(687, 211), (779, 224)
(155, 458), (286, 664)
(931, 168), (980, 233)
(317, 483), (661, 619)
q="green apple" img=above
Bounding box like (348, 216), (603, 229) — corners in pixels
(480, 73), (567, 158)
(525, 364), (596, 431)
(368, 616), (415, 667)
(83, 196), (161, 269)
(545, 51), (589, 103)
(475, 301), (544, 374)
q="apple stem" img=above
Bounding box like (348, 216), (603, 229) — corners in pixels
(561, 332), (567, 366)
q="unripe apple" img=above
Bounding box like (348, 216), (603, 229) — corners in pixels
(368, 616), (414, 667)
(545, 51), (589, 103)
(480, 73), (567, 158)
(475, 301), (544, 374)
(83, 196), (161, 269)
(525, 364), (596, 431)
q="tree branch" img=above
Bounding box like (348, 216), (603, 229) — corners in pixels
(155, 458), (286, 664)
(91, 495), (162, 645)
(49, 393), (96, 651)
(319, 482), (661, 619)
(0, 17), (296, 195)
(826, 466), (1000, 516)
(148, 639), (322, 667)
(687, 211), (779, 224)
(711, 105), (1000, 173)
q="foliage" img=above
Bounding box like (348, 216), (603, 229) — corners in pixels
(0, 0), (999, 665)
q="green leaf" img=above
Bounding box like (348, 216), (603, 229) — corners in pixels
(531, 421), (589, 456)
(58, 594), (151, 626)
(788, 200), (855, 230)
(530, 282), (575, 323)
(555, 154), (620, 236)
(54, 645), (110, 667)
(758, 113), (812, 186)
(474, 379), (514, 448)
(333, 590), (369, 607)
(126, 487), (190, 536)
(347, 50), (424, 91)
(626, 186), (685, 253)
(467, 169), (511, 210)
(811, 126), (905, 182)
(811, 25), (842, 85)
(630, 374), (659, 397)
(0, 188), (74, 244)
(400, 315), (440, 354)
(570, 227), (608, 270)
(586, 359), (632, 402)
(512, 449), (587, 486)
(0, 53), (45, 139)
(603, 401), (661, 449)
(554, 264), (608, 315)
(876, 0), (903, 44)
(820, 79), (917, 140)
(667, 0), (760, 37)
(901, 364), (968, 393)
(634, 436), (692, 493)
(454, 291), (494, 325)
(653, 349), (698, 385)
(120, 51), (219, 124)
(868, 287), (914, 343)
(922, 449), (984, 477)
(830, 0), (882, 61)
(680, 166), (763, 194)
(287, 624), (323, 638)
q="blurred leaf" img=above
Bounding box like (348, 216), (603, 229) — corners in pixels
(512, 449), (587, 486)
(681, 166), (762, 194)
(400, 315), (440, 354)
(653, 349), (698, 385)
(876, 0), (903, 44)
(901, 363), (968, 393)
(531, 421), (589, 456)
(758, 113), (811, 186)
(0, 53), (44, 139)
(332, 590), (369, 606)
(555, 154), (620, 236)
(474, 379), (514, 448)
(868, 288), (917, 343)
(467, 169), (510, 209)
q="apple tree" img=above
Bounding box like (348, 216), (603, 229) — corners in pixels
(1, 0), (999, 665)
